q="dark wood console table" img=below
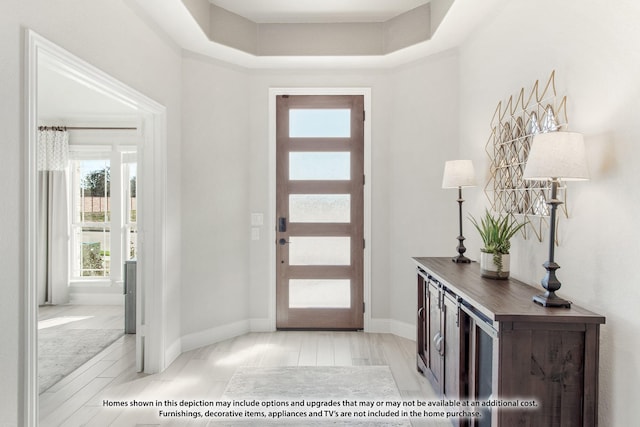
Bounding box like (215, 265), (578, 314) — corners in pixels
(414, 257), (605, 427)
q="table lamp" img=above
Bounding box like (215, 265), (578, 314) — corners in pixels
(523, 131), (589, 308)
(442, 160), (477, 263)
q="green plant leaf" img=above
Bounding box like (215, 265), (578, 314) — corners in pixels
(468, 209), (526, 257)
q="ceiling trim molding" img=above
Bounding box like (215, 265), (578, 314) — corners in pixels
(131, 0), (504, 69)
(200, 2), (434, 57)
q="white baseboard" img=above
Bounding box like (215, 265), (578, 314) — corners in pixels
(367, 318), (415, 341)
(178, 317), (415, 357)
(367, 318), (391, 333)
(389, 319), (416, 341)
(180, 318), (273, 354)
(249, 318), (274, 332)
(181, 320), (251, 352)
(165, 337), (182, 369)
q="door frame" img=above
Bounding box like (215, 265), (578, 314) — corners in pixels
(24, 30), (168, 426)
(267, 88), (372, 331)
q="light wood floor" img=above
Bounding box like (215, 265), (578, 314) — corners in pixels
(39, 330), (449, 427)
(38, 304), (126, 393)
(38, 304), (125, 331)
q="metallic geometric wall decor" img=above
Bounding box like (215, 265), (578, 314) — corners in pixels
(484, 70), (569, 242)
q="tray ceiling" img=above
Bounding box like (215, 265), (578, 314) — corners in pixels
(130, 0), (505, 68)
(208, 0), (431, 23)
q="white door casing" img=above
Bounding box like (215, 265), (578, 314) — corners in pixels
(24, 30), (168, 426)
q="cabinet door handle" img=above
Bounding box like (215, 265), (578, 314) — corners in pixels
(418, 307), (424, 319)
(437, 335), (445, 356)
(433, 332), (445, 356)
(433, 332), (442, 353)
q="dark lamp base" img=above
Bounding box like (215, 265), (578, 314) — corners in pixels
(452, 255), (472, 264)
(533, 293), (572, 308)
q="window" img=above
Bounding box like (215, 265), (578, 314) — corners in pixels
(70, 157), (111, 277)
(69, 147), (137, 284)
(123, 152), (138, 261)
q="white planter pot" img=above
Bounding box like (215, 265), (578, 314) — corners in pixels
(480, 252), (510, 280)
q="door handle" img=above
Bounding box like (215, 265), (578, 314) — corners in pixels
(278, 217), (287, 232)
(437, 335), (445, 356)
(433, 332), (444, 356)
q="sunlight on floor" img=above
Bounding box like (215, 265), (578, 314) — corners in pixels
(38, 315), (94, 329)
(215, 343), (277, 366)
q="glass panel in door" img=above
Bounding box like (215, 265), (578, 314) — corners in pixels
(289, 109), (351, 138)
(288, 236), (351, 266)
(289, 280), (351, 308)
(289, 152), (350, 180)
(288, 194), (351, 223)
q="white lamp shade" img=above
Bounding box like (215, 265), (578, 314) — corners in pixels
(523, 132), (589, 181)
(442, 160), (477, 188)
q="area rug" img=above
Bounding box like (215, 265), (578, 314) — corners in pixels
(217, 366), (411, 426)
(38, 328), (123, 393)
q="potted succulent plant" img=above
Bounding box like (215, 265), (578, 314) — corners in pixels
(469, 210), (526, 279)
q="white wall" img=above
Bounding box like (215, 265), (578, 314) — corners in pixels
(0, 1), (182, 424)
(180, 53), (251, 345)
(388, 51), (460, 327)
(458, 0), (640, 424)
(178, 63), (401, 332)
(178, 53), (461, 342)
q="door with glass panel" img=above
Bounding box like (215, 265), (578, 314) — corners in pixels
(276, 95), (364, 329)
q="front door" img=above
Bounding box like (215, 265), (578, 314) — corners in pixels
(276, 95), (364, 329)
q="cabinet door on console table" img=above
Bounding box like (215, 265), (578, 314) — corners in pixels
(442, 289), (466, 401)
(416, 272), (431, 381)
(463, 304), (498, 427)
(417, 270), (466, 401)
(414, 257), (605, 427)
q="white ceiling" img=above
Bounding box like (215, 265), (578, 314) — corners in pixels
(208, 0), (430, 23)
(132, 0), (504, 69)
(37, 0), (505, 119)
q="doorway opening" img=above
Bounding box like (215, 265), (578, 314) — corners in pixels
(37, 141), (138, 394)
(25, 30), (168, 425)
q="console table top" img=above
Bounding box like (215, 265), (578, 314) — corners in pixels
(413, 257), (605, 325)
